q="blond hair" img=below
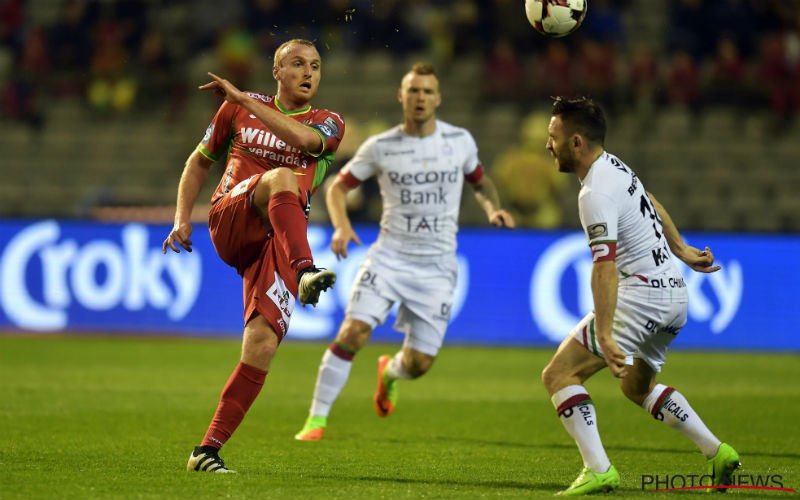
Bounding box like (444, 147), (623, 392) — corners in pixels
(408, 62), (437, 77)
(273, 39), (317, 67)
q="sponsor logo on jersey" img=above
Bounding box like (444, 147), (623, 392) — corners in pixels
(587, 223), (608, 239)
(323, 116), (340, 136)
(202, 123), (214, 145)
(590, 242), (616, 262)
(314, 124), (333, 138)
(387, 168), (460, 186)
(239, 127), (309, 168)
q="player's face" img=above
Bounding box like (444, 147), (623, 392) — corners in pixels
(273, 44), (321, 104)
(546, 116), (577, 173)
(398, 73), (441, 124)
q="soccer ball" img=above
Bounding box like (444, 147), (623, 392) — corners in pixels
(525, 0), (588, 38)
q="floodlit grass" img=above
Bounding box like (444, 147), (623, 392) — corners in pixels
(1, 334), (797, 498)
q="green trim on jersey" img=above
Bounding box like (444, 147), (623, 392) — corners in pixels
(312, 149), (336, 190)
(275, 98), (311, 115)
(197, 144), (217, 161)
(306, 127), (326, 158)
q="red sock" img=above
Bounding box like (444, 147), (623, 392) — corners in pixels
(268, 191), (313, 273)
(201, 362), (267, 449)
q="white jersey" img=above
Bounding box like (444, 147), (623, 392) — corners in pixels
(341, 120), (481, 256)
(579, 152), (684, 283)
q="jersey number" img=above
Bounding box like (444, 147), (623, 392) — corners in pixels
(639, 194), (663, 240)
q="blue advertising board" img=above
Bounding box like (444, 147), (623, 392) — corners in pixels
(0, 219), (797, 351)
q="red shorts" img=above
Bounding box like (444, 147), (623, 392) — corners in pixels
(207, 174), (297, 340)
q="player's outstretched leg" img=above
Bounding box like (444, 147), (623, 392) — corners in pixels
(557, 465), (620, 496)
(187, 446), (236, 473)
(295, 415), (327, 441)
(297, 266), (336, 307)
(705, 443), (741, 493)
(373, 354), (398, 417)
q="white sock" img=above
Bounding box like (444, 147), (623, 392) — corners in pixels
(551, 385), (611, 473)
(385, 350), (413, 381)
(642, 384), (721, 458)
(308, 346), (353, 418)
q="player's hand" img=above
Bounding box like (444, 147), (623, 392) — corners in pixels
(599, 335), (627, 378)
(679, 245), (721, 273)
(330, 227), (361, 260)
(489, 209), (516, 228)
(199, 72), (245, 105)
(163, 222), (194, 254)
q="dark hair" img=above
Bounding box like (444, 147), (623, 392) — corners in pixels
(551, 96), (606, 146)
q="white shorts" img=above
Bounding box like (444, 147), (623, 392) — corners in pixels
(346, 245), (457, 356)
(570, 273), (689, 372)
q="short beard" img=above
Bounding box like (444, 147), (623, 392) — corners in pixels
(556, 147), (577, 173)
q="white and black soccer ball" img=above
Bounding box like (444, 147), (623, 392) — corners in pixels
(525, 0), (588, 38)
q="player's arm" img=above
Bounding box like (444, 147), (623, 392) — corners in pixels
(469, 172), (516, 228)
(162, 149), (214, 254)
(647, 191), (720, 273)
(326, 174), (362, 259)
(199, 72), (323, 154)
(591, 258), (626, 377)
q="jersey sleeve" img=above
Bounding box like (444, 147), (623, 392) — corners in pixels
(579, 190), (619, 262)
(461, 131), (481, 177)
(340, 135), (380, 186)
(197, 101), (237, 161)
(307, 110), (346, 157)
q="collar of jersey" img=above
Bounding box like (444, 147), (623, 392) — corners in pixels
(274, 97), (311, 115)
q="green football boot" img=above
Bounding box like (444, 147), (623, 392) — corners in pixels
(557, 465), (620, 496)
(705, 443), (741, 492)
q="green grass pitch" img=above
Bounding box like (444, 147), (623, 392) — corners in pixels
(1, 334), (798, 498)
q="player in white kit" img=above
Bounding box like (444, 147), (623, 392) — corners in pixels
(295, 63), (515, 441)
(540, 97), (740, 495)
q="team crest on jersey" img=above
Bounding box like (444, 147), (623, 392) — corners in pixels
(202, 123), (214, 145)
(314, 124), (334, 138)
(587, 223), (608, 239)
(323, 116), (340, 136)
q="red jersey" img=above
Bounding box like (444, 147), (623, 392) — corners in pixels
(197, 92), (345, 206)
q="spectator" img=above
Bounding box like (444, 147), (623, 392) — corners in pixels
(628, 45), (660, 109)
(704, 35), (749, 108)
(481, 37), (525, 103)
(665, 50), (701, 111)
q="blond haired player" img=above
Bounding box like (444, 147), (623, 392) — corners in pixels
(163, 39), (344, 472)
(295, 63), (515, 441)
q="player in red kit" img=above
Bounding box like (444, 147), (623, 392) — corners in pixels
(162, 39), (344, 473)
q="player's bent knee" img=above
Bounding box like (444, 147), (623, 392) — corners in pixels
(256, 168), (300, 198)
(541, 362), (560, 392)
(242, 317), (280, 370)
(335, 319), (372, 351)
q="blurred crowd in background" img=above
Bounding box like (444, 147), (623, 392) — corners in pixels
(1, 0), (799, 231)
(3, 0), (799, 124)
